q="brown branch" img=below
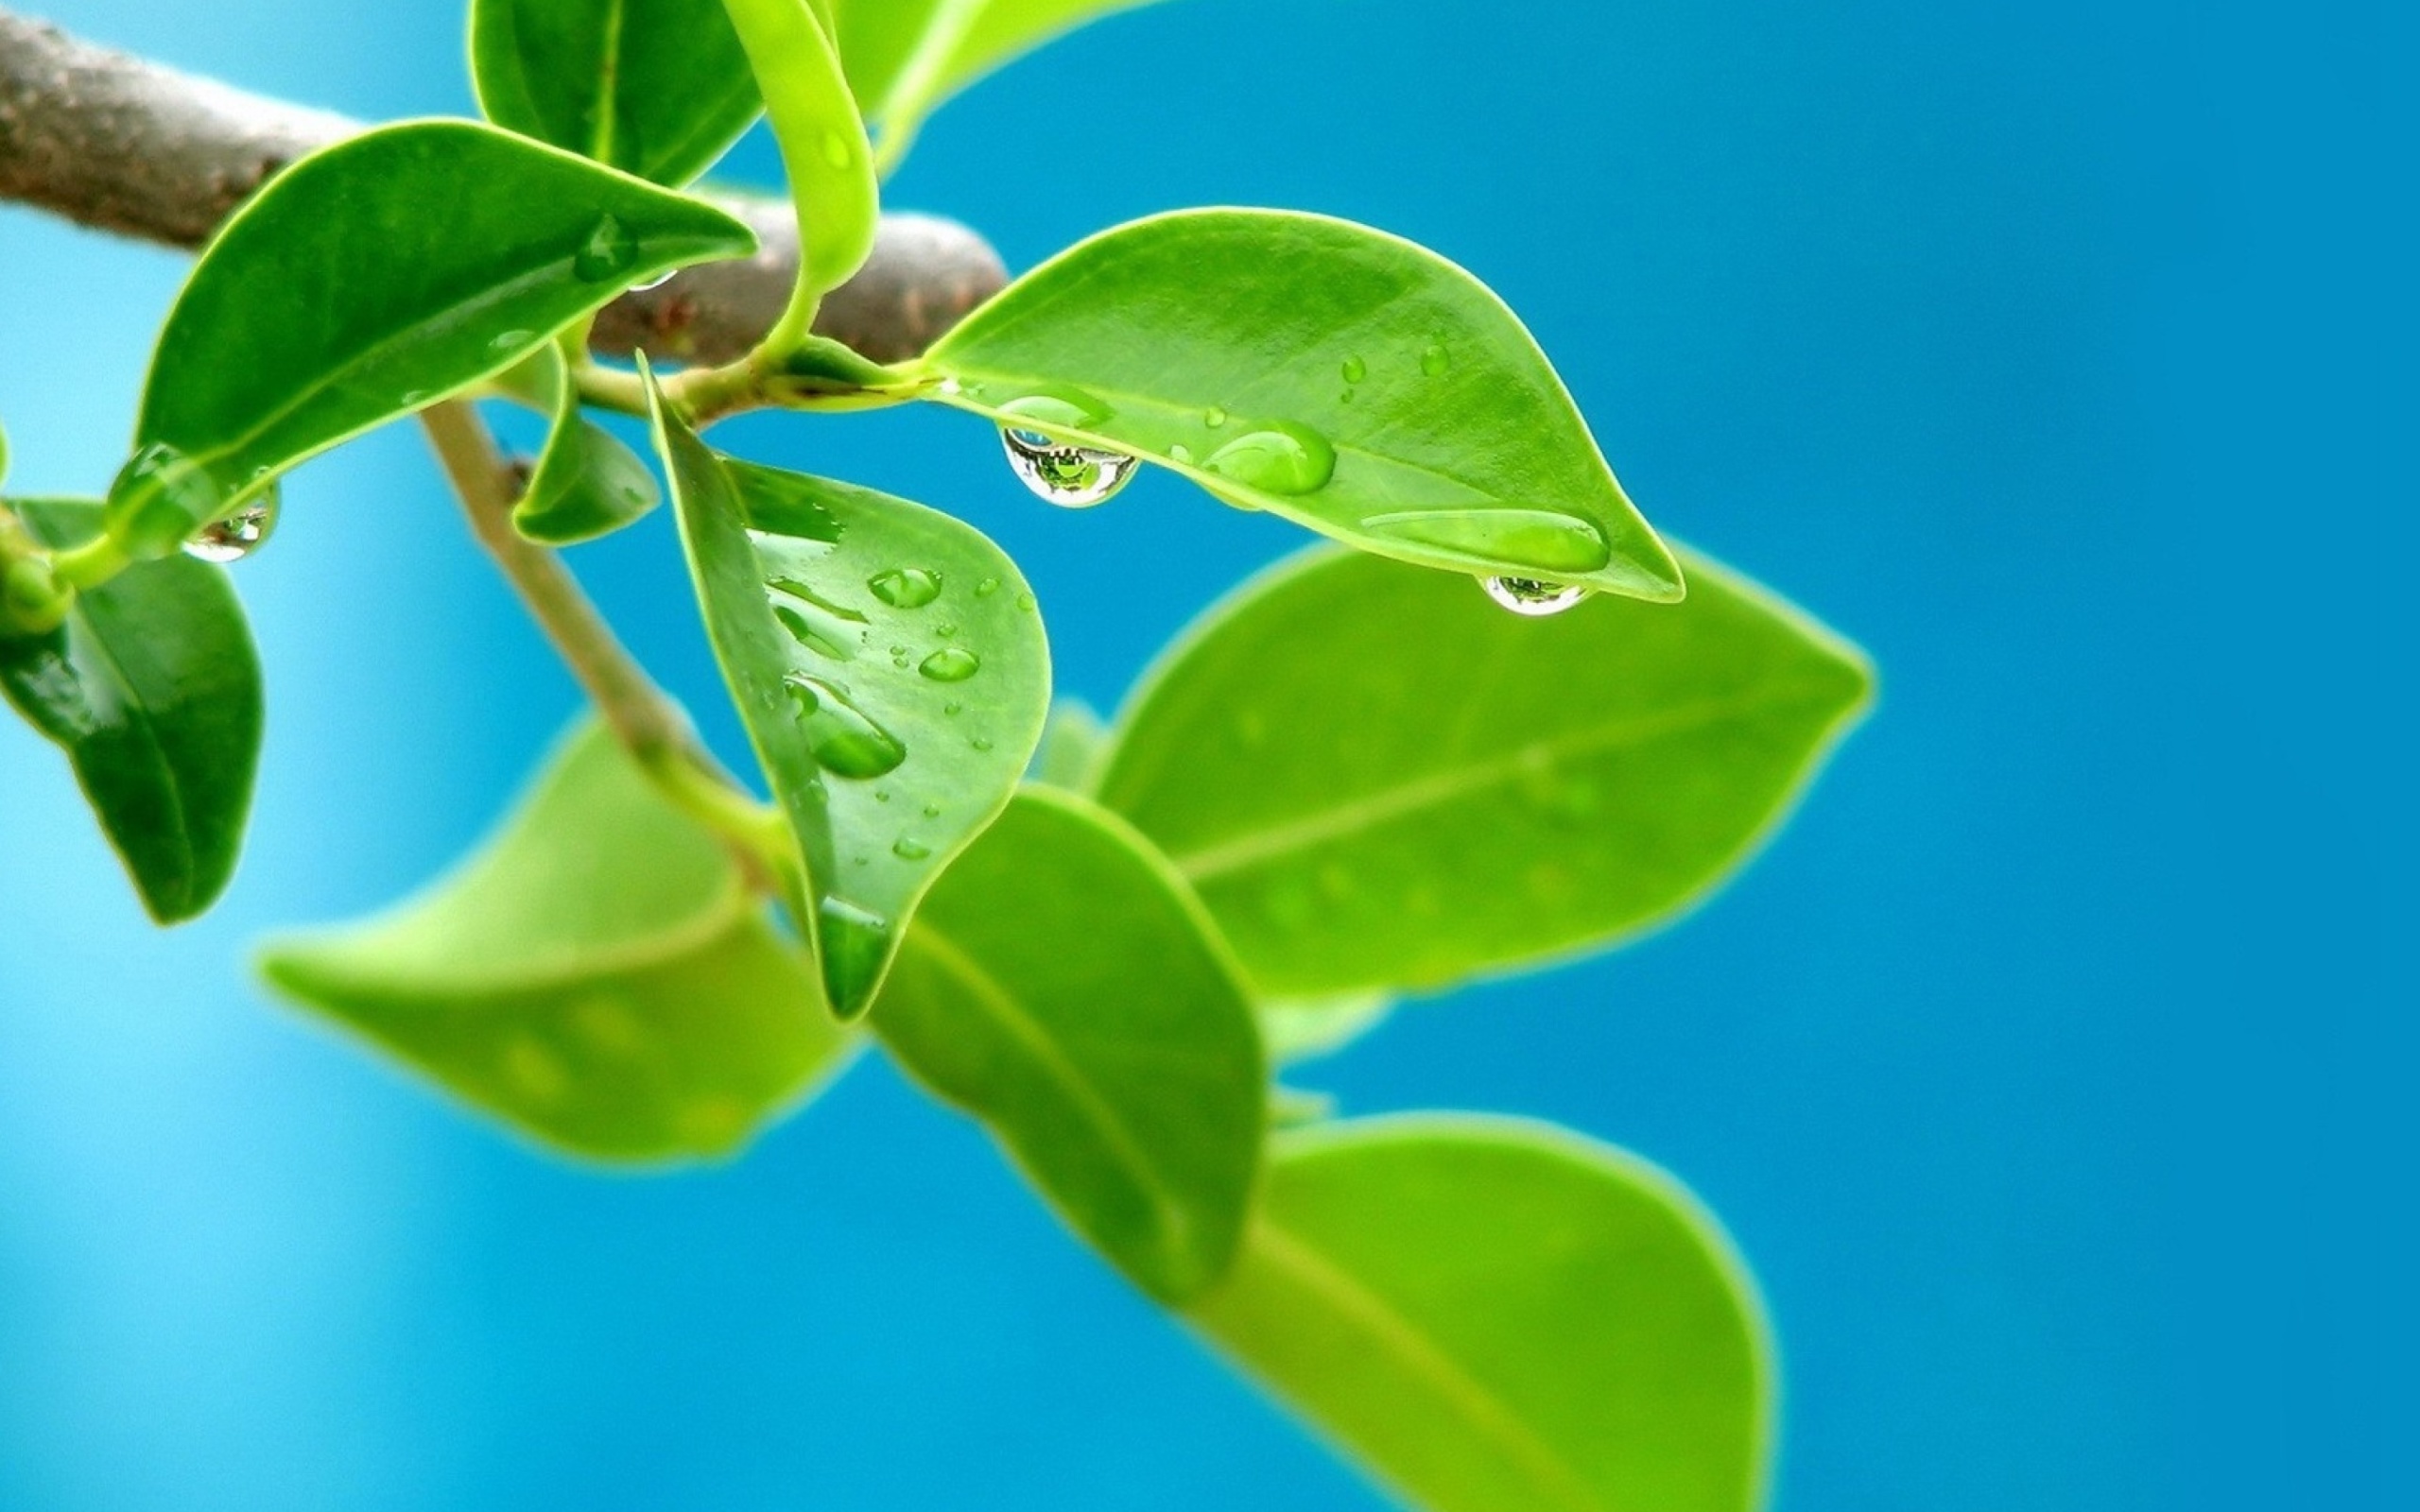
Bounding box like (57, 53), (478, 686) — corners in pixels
(0, 6), (1006, 365)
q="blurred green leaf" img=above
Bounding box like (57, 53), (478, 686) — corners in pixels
(471, 0), (761, 186)
(874, 787), (1263, 1300)
(922, 210), (1682, 601)
(717, 0), (878, 301)
(111, 121), (752, 556)
(820, 0), (1168, 168)
(259, 722), (852, 1161)
(1097, 545), (1872, 998)
(1191, 1116), (1772, 1512)
(1262, 991), (1395, 1065)
(1028, 697), (1107, 789)
(0, 499), (261, 923)
(650, 375), (1050, 1018)
(510, 345), (663, 545)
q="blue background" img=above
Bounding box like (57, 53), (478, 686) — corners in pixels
(0, 0), (2396, 1507)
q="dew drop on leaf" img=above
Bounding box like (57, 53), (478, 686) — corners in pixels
(868, 567), (942, 608)
(183, 485), (282, 564)
(923, 801), (943, 818)
(1201, 422), (1337, 496)
(918, 647), (980, 682)
(784, 674), (908, 778)
(1341, 355), (1367, 384)
(974, 577), (1000, 598)
(1421, 342), (1451, 377)
(573, 213), (638, 283)
(1481, 576), (1591, 616)
(891, 835), (932, 861)
(1204, 406), (1228, 429)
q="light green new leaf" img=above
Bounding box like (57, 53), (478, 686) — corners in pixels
(470, 0), (762, 185)
(718, 0), (878, 303)
(109, 121), (752, 556)
(510, 345), (662, 544)
(1098, 545), (1872, 998)
(873, 787), (1264, 1301)
(1028, 696), (1107, 789)
(1262, 991), (1395, 1066)
(819, 0), (1167, 168)
(1191, 1116), (1772, 1512)
(0, 499), (261, 923)
(922, 210), (1683, 601)
(650, 374), (1050, 1019)
(259, 723), (852, 1161)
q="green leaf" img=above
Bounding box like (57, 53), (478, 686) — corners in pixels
(1262, 991), (1395, 1065)
(717, 0), (878, 302)
(1190, 1116), (1772, 1512)
(648, 372), (1050, 1019)
(258, 722), (853, 1161)
(510, 345), (663, 545)
(873, 787), (1264, 1301)
(921, 210), (1684, 601)
(0, 499), (261, 923)
(471, 0), (762, 185)
(109, 120), (753, 556)
(1028, 696), (1107, 789)
(1097, 545), (1872, 998)
(821, 0), (1167, 168)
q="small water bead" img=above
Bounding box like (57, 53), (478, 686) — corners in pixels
(874, 789), (892, 803)
(936, 621), (959, 638)
(784, 674), (908, 778)
(1421, 342), (1451, 377)
(975, 577), (1000, 597)
(487, 328), (536, 353)
(1204, 406), (1228, 429)
(970, 735), (994, 751)
(1341, 355), (1368, 385)
(891, 836), (932, 861)
(183, 490), (281, 564)
(629, 268), (678, 292)
(573, 213), (639, 283)
(918, 647), (980, 682)
(1015, 591), (1036, 612)
(943, 700), (963, 716)
(868, 567), (942, 609)
(999, 427), (1137, 507)
(1481, 576), (1591, 616)
(1202, 422), (1337, 496)
(923, 801), (943, 818)
(1168, 443), (1196, 465)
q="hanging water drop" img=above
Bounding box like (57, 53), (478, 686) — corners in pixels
(103, 442), (225, 560)
(573, 213), (638, 283)
(998, 427), (1136, 507)
(1481, 576), (1591, 616)
(918, 647), (980, 682)
(868, 567), (942, 608)
(630, 268), (678, 293)
(1202, 421), (1337, 496)
(183, 487), (282, 564)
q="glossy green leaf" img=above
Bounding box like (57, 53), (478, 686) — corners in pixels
(471, 0), (761, 185)
(649, 374), (1050, 1019)
(1098, 545), (1872, 997)
(258, 722), (852, 1161)
(0, 500), (260, 923)
(110, 120), (752, 556)
(820, 0), (1167, 168)
(923, 210), (1683, 601)
(718, 0), (878, 301)
(510, 346), (663, 544)
(873, 787), (1263, 1300)
(1191, 1116), (1772, 1512)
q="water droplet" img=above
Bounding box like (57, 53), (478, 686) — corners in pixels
(104, 442), (226, 560)
(943, 700), (962, 716)
(1362, 507), (1612, 575)
(630, 268), (677, 292)
(919, 647), (980, 682)
(876, 789), (896, 804)
(1204, 406), (1228, 429)
(892, 836), (932, 861)
(1168, 442), (1196, 465)
(891, 653), (911, 669)
(771, 572), (869, 659)
(853, 853), (871, 867)
(776, 607), (855, 661)
(1421, 342), (1451, 377)
(975, 577), (1000, 598)
(487, 328), (535, 353)
(1201, 422), (1337, 496)
(1341, 355), (1368, 384)
(936, 621), (959, 638)
(868, 567), (942, 609)
(182, 486), (281, 563)
(1482, 576), (1591, 616)
(970, 736), (994, 752)
(820, 129), (854, 169)
(784, 675), (907, 778)
(1015, 591), (1036, 611)
(923, 801), (943, 818)
(574, 213), (639, 283)
(999, 427), (1136, 507)
(817, 898), (890, 999)
(399, 388), (434, 407)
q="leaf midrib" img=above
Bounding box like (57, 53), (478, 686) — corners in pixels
(71, 601), (199, 911)
(1166, 681), (1848, 884)
(1245, 1219), (1600, 1512)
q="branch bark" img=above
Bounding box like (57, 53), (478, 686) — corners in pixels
(0, 6), (1006, 365)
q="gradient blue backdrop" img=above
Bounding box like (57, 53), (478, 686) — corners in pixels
(0, 1), (2395, 1507)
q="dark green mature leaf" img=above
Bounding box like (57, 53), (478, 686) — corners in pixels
(874, 788), (1263, 1300)
(1191, 1117), (1772, 1512)
(259, 722), (852, 1161)
(649, 373), (1050, 1019)
(0, 500), (260, 923)
(718, 0), (878, 300)
(471, 0), (761, 185)
(1098, 545), (1872, 998)
(109, 121), (752, 556)
(820, 0), (1167, 167)
(510, 346), (662, 544)
(921, 210), (1683, 602)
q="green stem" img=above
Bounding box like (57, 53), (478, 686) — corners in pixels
(416, 399), (787, 880)
(51, 532), (131, 590)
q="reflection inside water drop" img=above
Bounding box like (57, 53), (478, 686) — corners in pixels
(183, 487), (282, 564)
(1481, 576), (1591, 616)
(998, 427), (1136, 507)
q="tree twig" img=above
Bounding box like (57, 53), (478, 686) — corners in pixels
(0, 6), (1006, 365)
